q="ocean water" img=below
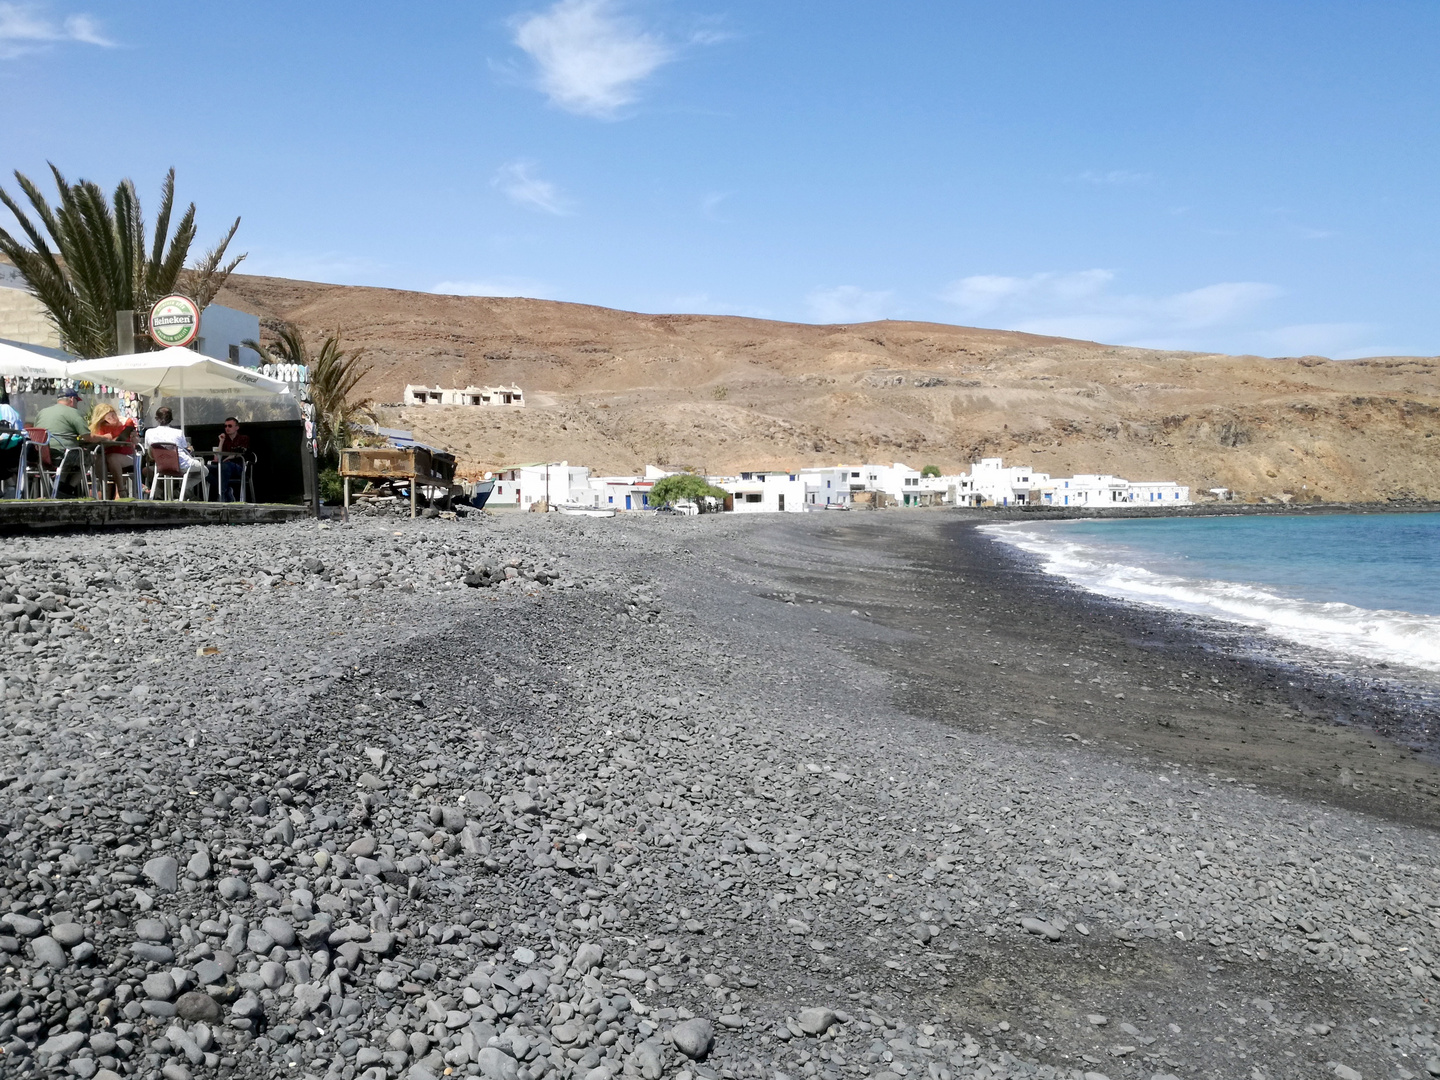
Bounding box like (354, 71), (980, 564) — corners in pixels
(983, 513), (1440, 674)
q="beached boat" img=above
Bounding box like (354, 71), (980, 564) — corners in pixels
(467, 478), (496, 509)
(553, 504), (616, 517)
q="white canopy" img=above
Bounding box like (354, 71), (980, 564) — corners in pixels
(69, 347), (292, 427)
(0, 338), (74, 379)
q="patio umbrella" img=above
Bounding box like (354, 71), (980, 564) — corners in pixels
(0, 338), (74, 379)
(68, 347), (291, 428)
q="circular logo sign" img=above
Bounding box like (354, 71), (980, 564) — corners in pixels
(148, 294), (201, 348)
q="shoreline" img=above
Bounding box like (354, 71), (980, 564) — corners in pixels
(744, 512), (1440, 829)
(950, 500), (1440, 521)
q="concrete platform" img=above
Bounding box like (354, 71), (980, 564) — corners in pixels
(0, 499), (311, 532)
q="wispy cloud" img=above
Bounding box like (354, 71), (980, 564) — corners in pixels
(493, 160), (571, 215)
(1076, 169), (1152, 185)
(512, 0), (672, 118)
(806, 285), (894, 324)
(0, 2), (114, 58)
(941, 270), (1282, 346)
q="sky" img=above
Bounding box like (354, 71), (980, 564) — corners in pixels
(1, 0), (1438, 358)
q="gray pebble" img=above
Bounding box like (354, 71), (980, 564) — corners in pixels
(143, 855), (179, 893)
(30, 935), (65, 968)
(670, 1018), (714, 1060)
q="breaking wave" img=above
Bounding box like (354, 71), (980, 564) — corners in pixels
(982, 522), (1440, 674)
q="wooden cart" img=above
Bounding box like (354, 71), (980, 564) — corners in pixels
(338, 446), (462, 518)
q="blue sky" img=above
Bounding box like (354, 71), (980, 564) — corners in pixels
(2, 0), (1438, 357)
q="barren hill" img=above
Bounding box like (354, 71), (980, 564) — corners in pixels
(215, 274), (1440, 501)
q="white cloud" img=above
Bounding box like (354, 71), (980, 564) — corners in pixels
(941, 270), (1282, 345)
(493, 160), (571, 215)
(0, 3), (113, 58)
(806, 285), (894, 324)
(1076, 169), (1152, 185)
(1252, 322), (1416, 360)
(512, 0), (672, 118)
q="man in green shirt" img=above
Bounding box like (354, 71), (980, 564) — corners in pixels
(34, 386), (90, 496)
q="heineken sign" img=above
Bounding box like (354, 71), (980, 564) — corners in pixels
(149, 294), (201, 348)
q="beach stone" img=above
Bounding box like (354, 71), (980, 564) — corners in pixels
(131, 942), (175, 964)
(144, 972), (178, 1000)
(194, 958), (225, 985)
(38, 1029), (86, 1056)
(475, 1046), (519, 1080)
(4, 913), (42, 937)
(1021, 917), (1061, 941)
(574, 942), (603, 971)
(50, 922), (85, 947)
(175, 992), (220, 1023)
(31, 935), (66, 968)
(670, 1018), (714, 1060)
(796, 1007), (837, 1035)
(135, 917), (169, 941)
(218, 876), (249, 900)
(144, 855), (179, 893)
(187, 848), (212, 879)
(262, 916), (296, 947)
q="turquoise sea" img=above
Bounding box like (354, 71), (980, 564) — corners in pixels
(984, 512), (1440, 673)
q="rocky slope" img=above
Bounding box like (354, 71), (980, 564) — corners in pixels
(215, 276), (1440, 501)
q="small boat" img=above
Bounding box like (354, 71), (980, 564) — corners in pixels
(467, 478), (496, 509)
(553, 503), (616, 517)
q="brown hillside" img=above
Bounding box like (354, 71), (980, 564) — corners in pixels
(215, 274), (1440, 501)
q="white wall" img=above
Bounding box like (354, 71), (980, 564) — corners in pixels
(196, 304), (261, 367)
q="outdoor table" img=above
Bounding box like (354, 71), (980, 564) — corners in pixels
(205, 448), (248, 503)
(78, 435), (140, 501)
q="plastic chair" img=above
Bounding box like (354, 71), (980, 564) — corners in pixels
(17, 427), (89, 499)
(148, 443), (208, 501)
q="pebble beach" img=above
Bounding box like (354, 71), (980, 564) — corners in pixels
(2, 511), (1438, 1080)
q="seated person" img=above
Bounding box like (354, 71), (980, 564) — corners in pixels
(143, 406), (204, 496)
(0, 387), (22, 497)
(87, 403), (138, 499)
(208, 416), (251, 500)
(34, 385), (90, 496)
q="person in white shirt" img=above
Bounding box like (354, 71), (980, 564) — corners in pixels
(143, 406), (205, 496)
(142, 406), (197, 468)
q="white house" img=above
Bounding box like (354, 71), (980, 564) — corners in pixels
(1037, 474), (1190, 507)
(585, 475), (656, 511)
(956, 458), (1049, 506)
(799, 467), (853, 508)
(403, 384), (524, 407)
(718, 471), (807, 513)
(484, 462), (591, 509)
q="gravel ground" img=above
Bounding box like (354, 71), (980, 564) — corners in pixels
(2, 511), (1438, 1080)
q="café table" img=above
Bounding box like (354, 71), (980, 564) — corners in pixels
(78, 435), (141, 501)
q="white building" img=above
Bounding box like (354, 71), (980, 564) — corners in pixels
(954, 458), (1048, 506)
(718, 471), (807, 513)
(404, 384), (524, 407)
(799, 467), (854, 508)
(484, 462), (590, 509)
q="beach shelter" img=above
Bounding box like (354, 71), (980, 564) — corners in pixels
(0, 338), (74, 379)
(68, 347), (291, 428)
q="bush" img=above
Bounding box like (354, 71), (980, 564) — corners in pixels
(318, 467), (344, 504)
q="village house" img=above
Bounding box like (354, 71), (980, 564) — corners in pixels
(403, 384), (524, 407)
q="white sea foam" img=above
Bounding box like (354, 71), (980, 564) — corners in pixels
(983, 522), (1440, 673)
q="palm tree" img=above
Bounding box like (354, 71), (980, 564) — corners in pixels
(0, 164), (243, 357)
(244, 321), (373, 460)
